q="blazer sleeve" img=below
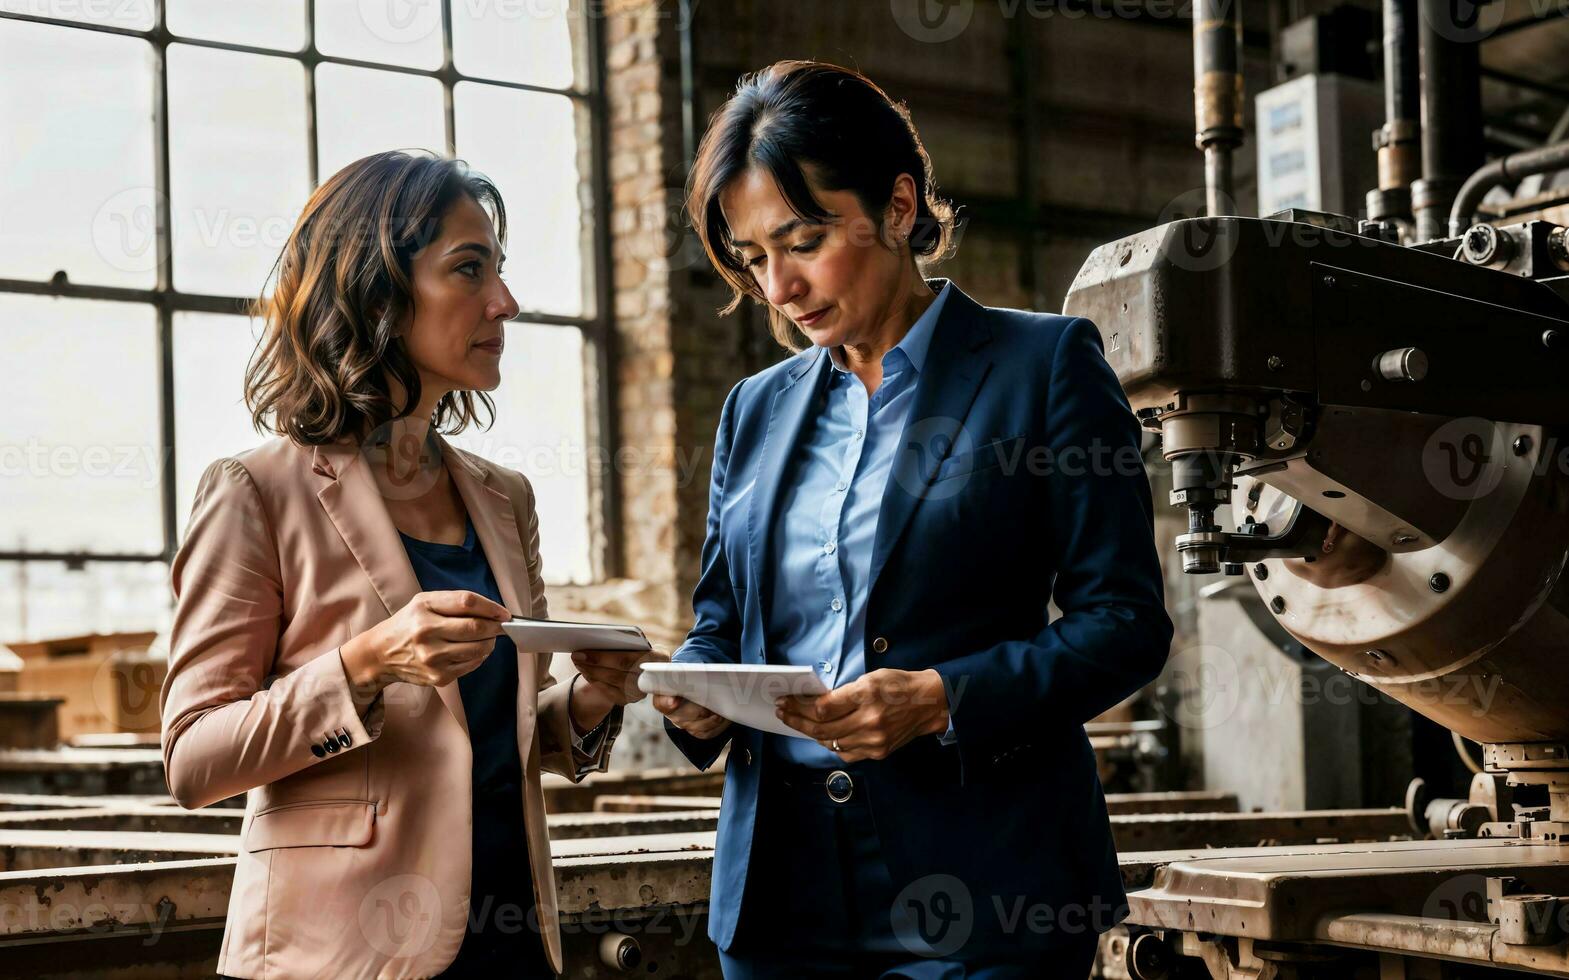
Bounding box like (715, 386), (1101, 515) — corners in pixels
(523, 471), (623, 782)
(160, 457), (386, 810)
(663, 378), (747, 771)
(930, 317), (1174, 779)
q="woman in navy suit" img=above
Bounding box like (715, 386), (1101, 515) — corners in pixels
(650, 61), (1174, 978)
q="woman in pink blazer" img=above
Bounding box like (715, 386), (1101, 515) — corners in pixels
(160, 150), (660, 979)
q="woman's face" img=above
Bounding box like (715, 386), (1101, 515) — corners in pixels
(720, 165), (918, 350)
(397, 194), (519, 410)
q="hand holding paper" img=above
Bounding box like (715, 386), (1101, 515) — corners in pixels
(639, 663), (829, 740)
(774, 667), (951, 763)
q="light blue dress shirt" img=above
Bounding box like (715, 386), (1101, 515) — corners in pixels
(767, 281), (957, 766)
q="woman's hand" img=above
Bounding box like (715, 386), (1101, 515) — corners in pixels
(775, 668), (950, 763)
(339, 590), (508, 699)
(652, 693), (732, 741)
(567, 648), (670, 733)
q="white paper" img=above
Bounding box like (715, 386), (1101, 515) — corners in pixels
(638, 662), (829, 739)
(501, 618), (652, 654)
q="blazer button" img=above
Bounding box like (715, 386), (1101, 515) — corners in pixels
(872, 636), (889, 654)
(311, 744), (326, 759)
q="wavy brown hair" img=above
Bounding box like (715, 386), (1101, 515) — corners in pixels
(686, 60), (959, 353)
(244, 150), (509, 446)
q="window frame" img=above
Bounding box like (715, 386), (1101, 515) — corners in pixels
(0, 1), (620, 581)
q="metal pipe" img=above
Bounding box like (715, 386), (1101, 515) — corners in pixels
(1367, 0), (1420, 222)
(1192, 0), (1244, 216)
(1448, 140), (1569, 236)
(1412, 0), (1483, 240)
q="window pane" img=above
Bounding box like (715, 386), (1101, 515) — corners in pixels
(0, 295), (162, 555)
(0, 561), (172, 645)
(172, 312), (270, 543)
(315, 0), (442, 71)
(315, 63), (446, 180)
(0, 21), (157, 288)
(446, 323), (591, 584)
(167, 44), (310, 296)
(0, 0), (155, 30)
(455, 84), (587, 317)
(452, 0), (577, 89)
(168, 0), (307, 52)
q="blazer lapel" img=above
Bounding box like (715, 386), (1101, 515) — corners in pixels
(314, 433), (529, 737)
(747, 347), (831, 655)
(436, 433), (529, 619)
(869, 284), (996, 592)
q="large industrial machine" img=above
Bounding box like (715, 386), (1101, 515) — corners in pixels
(1065, 0), (1569, 975)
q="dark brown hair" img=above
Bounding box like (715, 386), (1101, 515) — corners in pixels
(686, 60), (958, 352)
(244, 150), (508, 446)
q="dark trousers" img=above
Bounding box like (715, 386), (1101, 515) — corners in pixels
(718, 762), (1100, 979)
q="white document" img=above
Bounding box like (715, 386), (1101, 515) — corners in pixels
(638, 663), (829, 740)
(502, 617), (652, 654)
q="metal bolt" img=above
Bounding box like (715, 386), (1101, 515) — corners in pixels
(1360, 379), (1373, 391)
(1270, 595), (1286, 614)
(1430, 572), (1451, 593)
(1549, 227), (1568, 268)
(1254, 563), (1269, 580)
(1266, 355), (1284, 371)
(1514, 435), (1533, 456)
(1322, 274), (1336, 287)
(1545, 329), (1562, 351)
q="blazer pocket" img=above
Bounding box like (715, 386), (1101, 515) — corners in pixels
(244, 799), (376, 852)
(933, 433), (1026, 482)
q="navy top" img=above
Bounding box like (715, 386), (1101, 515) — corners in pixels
(398, 516), (551, 978)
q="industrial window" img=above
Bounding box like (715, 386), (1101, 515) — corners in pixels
(0, 1), (613, 641)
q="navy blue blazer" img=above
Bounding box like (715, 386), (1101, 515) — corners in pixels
(665, 281), (1174, 954)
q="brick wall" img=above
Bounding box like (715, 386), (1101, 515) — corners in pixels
(596, 0), (1269, 631)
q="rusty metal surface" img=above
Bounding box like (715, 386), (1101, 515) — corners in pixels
(1110, 807), (1410, 851)
(542, 767), (726, 813)
(0, 749), (167, 796)
(549, 810), (717, 839)
(0, 807), (242, 835)
(592, 794), (723, 813)
(1105, 790), (1240, 815)
(1127, 836), (1569, 941)
(0, 830), (239, 871)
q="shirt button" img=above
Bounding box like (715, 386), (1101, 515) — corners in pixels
(830, 597), (843, 612)
(825, 541), (837, 555)
(835, 481), (847, 492)
(854, 429), (863, 439)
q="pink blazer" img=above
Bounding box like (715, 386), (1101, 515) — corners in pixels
(160, 432), (613, 978)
